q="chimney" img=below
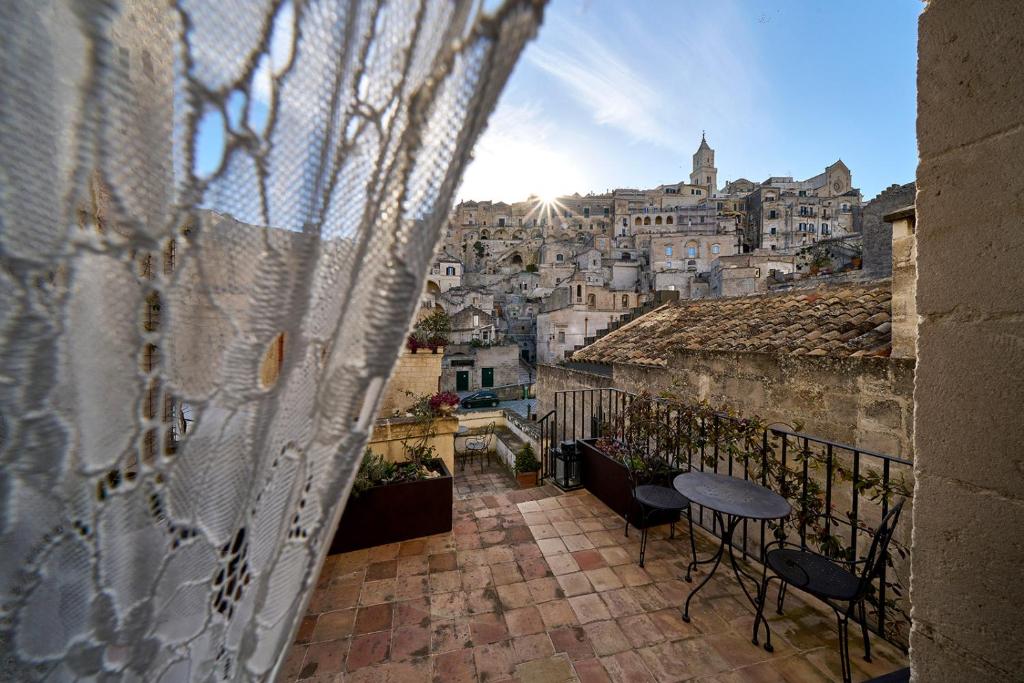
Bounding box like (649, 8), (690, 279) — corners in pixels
(885, 206), (916, 358)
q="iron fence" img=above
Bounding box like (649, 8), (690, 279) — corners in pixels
(537, 387), (913, 646)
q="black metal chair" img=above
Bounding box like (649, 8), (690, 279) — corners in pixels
(464, 421), (495, 471)
(752, 499), (905, 683)
(623, 458), (696, 568)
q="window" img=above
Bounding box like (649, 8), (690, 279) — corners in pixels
(643, 216), (651, 225)
(634, 217), (641, 225)
(445, 266), (455, 276)
(603, 207), (609, 216)
(665, 246), (673, 256)
(711, 244), (720, 255)
(481, 330), (489, 340)
(583, 207), (590, 217)
(621, 295), (628, 308)
(557, 331), (565, 343)
(799, 190), (806, 197)
(555, 253), (564, 262)
(655, 216), (662, 225)
(576, 284), (582, 299)
(498, 218), (505, 227)
(622, 218), (627, 227)
(770, 227), (777, 235)
(666, 260), (672, 268)
(768, 210), (778, 219)
(687, 246), (697, 258)
(666, 216), (673, 224)
(472, 314), (479, 327)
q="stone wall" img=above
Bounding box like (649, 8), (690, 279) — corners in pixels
(860, 182), (916, 278)
(910, 2), (1024, 680)
(539, 350), (915, 458)
(378, 348), (443, 416)
(367, 416), (458, 476)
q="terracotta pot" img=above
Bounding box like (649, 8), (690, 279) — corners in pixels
(516, 471), (538, 488)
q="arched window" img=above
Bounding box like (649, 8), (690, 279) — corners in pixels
(480, 229), (489, 239)
(711, 244), (720, 255)
(634, 217), (641, 225)
(666, 216), (674, 224)
(576, 284), (582, 299)
(655, 216), (662, 225)
(622, 218), (628, 227)
(621, 295), (628, 308)
(643, 216), (651, 225)
(687, 241), (698, 258)
(587, 293), (596, 307)
(555, 253), (564, 262)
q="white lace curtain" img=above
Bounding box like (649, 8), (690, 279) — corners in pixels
(0, 0), (541, 679)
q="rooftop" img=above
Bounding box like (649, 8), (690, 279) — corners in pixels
(571, 283), (893, 367)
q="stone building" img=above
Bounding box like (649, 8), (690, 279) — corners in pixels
(859, 181), (916, 277)
(708, 252), (797, 298)
(441, 341), (521, 393)
(449, 305), (495, 344)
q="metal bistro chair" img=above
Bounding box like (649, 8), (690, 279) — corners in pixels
(465, 421), (495, 471)
(623, 457), (696, 569)
(752, 499), (905, 683)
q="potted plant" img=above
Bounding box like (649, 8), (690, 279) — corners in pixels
(514, 443), (541, 488)
(407, 307), (450, 353)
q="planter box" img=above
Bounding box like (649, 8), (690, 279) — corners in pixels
(329, 458), (453, 554)
(516, 471), (539, 488)
(577, 439), (680, 529)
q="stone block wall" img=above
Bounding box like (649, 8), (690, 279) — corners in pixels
(860, 182), (916, 278)
(367, 416), (458, 476)
(911, 1), (1024, 680)
(378, 348), (443, 416)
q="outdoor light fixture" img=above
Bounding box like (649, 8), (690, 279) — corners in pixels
(552, 439), (582, 490)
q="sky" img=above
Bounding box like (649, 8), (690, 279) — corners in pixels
(457, 0), (921, 204)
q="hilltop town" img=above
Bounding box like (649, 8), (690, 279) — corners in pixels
(422, 134), (913, 396)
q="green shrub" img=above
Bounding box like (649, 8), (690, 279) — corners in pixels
(514, 443), (540, 474)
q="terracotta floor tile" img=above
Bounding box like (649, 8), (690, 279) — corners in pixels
(308, 579), (361, 613)
(585, 567), (625, 592)
(572, 549), (608, 571)
(600, 650), (656, 683)
(368, 543), (401, 562)
(519, 556), (552, 580)
(583, 620), (631, 657)
(599, 588), (644, 619)
(553, 521), (583, 536)
(398, 555), (430, 577)
(465, 587), (501, 615)
(429, 591), (467, 620)
(432, 648), (476, 683)
(354, 603), (394, 635)
(569, 594), (612, 624)
(616, 614), (665, 649)
(391, 624), (432, 661)
(491, 561), (525, 586)
(367, 560), (398, 581)
(360, 578), (397, 606)
(527, 576), (563, 603)
(574, 657), (613, 683)
(395, 597), (432, 629)
(294, 615), (317, 644)
(538, 537), (570, 556)
(557, 572), (594, 597)
(430, 618), (472, 654)
(513, 542), (544, 561)
(395, 575), (431, 600)
(577, 518), (607, 533)
(505, 605), (546, 636)
(537, 599), (580, 630)
(496, 582), (534, 610)
(429, 570), (462, 594)
(473, 640), (517, 681)
(586, 531), (619, 548)
(461, 564), (493, 590)
(301, 638), (350, 678)
(485, 546), (516, 565)
(312, 609), (355, 642)
(398, 539), (428, 557)
(469, 611), (510, 645)
(515, 654), (576, 682)
(647, 608), (700, 641)
(511, 633), (556, 664)
(598, 546), (633, 567)
(428, 551), (458, 573)
(612, 564), (652, 587)
(550, 625), (595, 661)
(637, 637), (731, 682)
(547, 553), (582, 576)
(280, 645), (307, 679)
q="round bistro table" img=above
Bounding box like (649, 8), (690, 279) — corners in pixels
(674, 470), (791, 649)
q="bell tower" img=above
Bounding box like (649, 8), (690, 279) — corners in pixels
(690, 132), (718, 195)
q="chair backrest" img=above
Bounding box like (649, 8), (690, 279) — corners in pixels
(856, 498), (906, 597)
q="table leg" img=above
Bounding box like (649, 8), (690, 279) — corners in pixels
(682, 511), (735, 623)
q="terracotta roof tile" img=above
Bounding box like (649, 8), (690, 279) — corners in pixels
(572, 283), (893, 365)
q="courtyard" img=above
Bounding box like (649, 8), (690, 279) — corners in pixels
(277, 464), (907, 682)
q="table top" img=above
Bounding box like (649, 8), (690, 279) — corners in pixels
(674, 470), (791, 520)
(456, 426), (469, 435)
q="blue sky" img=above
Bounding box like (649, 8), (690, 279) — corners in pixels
(458, 0), (921, 203)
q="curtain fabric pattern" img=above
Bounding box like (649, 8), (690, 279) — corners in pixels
(0, 0), (542, 679)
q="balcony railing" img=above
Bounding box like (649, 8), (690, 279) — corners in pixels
(537, 387), (913, 647)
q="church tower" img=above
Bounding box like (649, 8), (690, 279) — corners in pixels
(690, 132), (718, 195)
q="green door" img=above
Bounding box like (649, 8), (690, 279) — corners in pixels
(456, 371), (469, 391)
(481, 367), (494, 388)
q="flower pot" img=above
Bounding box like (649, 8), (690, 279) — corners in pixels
(516, 471), (539, 488)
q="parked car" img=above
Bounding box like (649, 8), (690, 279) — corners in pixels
(460, 390), (499, 408)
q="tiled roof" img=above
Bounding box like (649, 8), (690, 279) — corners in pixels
(572, 283), (893, 367)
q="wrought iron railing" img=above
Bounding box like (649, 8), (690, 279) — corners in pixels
(537, 387), (913, 646)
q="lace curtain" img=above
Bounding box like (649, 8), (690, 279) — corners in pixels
(0, 0), (542, 679)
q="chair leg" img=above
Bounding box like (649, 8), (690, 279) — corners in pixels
(776, 581), (788, 615)
(836, 611), (852, 683)
(685, 507), (697, 583)
(858, 600), (872, 662)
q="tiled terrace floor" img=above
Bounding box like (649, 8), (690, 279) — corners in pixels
(280, 466), (908, 682)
